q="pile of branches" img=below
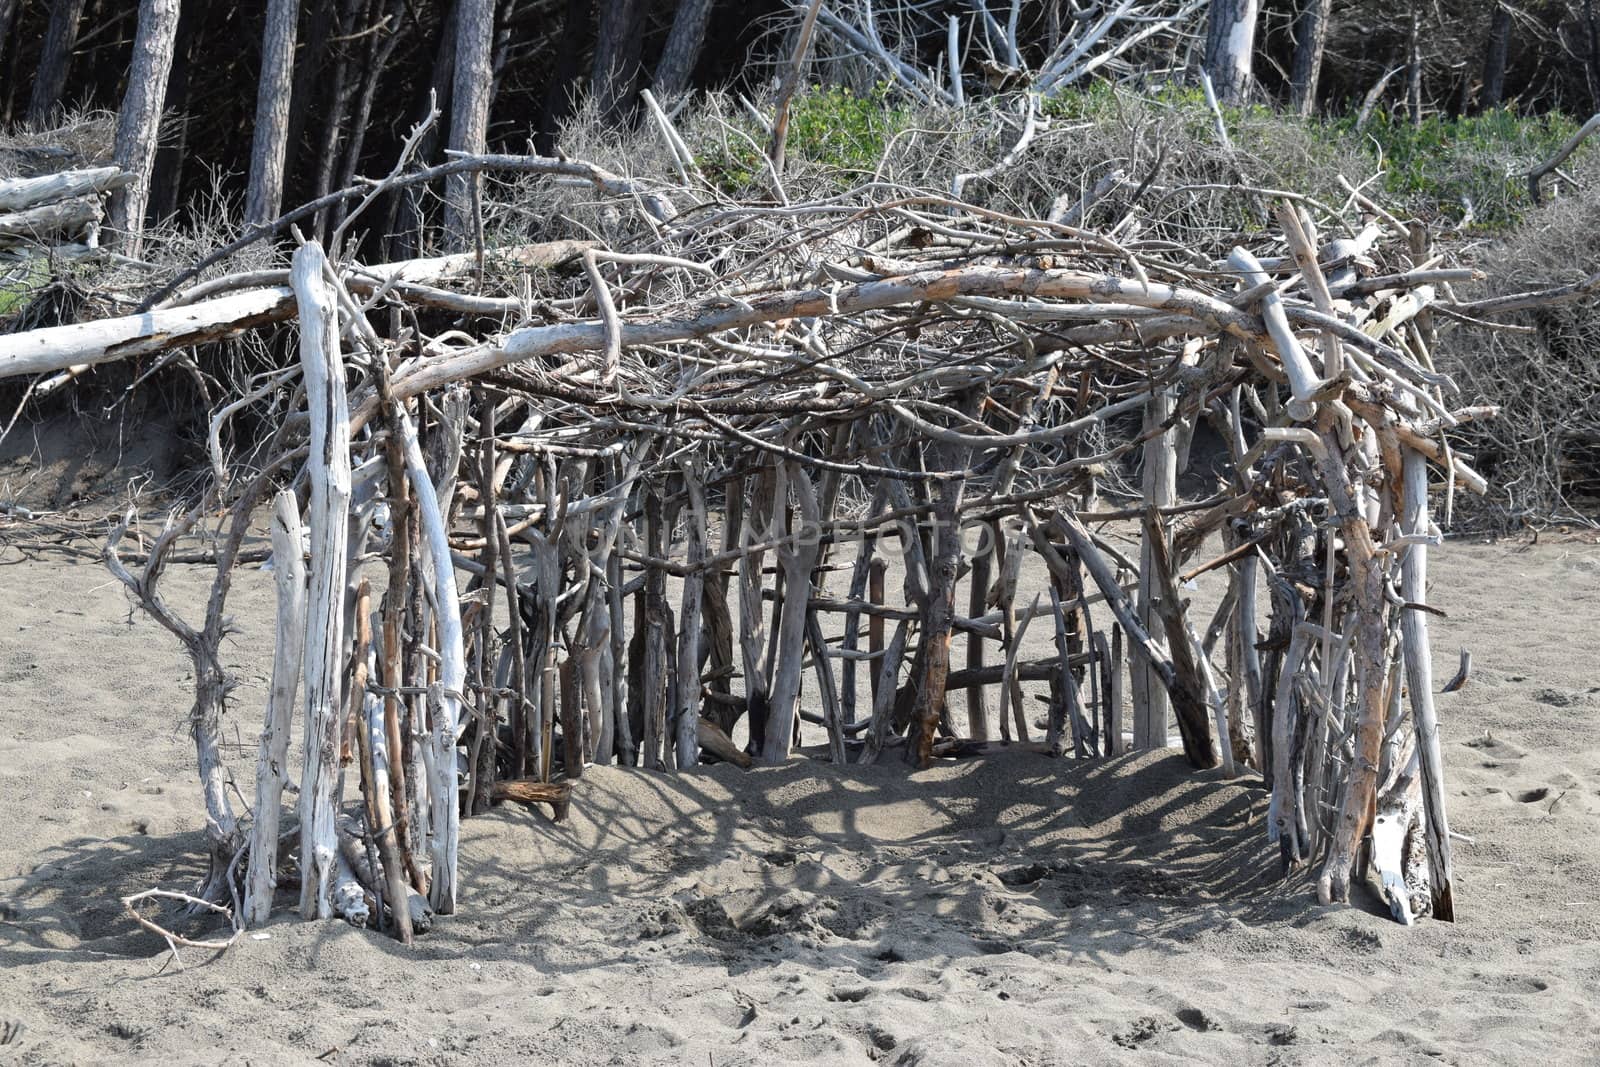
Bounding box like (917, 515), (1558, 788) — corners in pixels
(0, 127), (1540, 949)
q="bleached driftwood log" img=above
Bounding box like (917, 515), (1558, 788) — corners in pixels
(0, 166), (128, 211)
(243, 491), (307, 926)
(0, 195), (102, 245)
(294, 242), (352, 920)
(1400, 447), (1455, 919)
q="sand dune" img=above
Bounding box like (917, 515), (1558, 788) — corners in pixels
(2, 534), (1598, 1065)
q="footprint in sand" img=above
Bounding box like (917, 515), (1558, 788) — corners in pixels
(1464, 733), (1527, 770)
(1532, 687), (1600, 707)
(1481, 973), (1551, 994)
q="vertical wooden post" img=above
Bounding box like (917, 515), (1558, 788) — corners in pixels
(244, 491), (306, 926)
(396, 404), (467, 915)
(965, 519), (992, 741)
(1401, 448), (1456, 920)
(762, 460), (820, 763)
(908, 474), (964, 768)
(674, 459), (707, 769)
(294, 242), (351, 920)
(1133, 386), (1175, 749)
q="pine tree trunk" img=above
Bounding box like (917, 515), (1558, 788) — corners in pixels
(1479, 3), (1512, 111)
(310, 0), (367, 237)
(1407, 2), (1423, 125)
(653, 0), (715, 99)
(592, 0), (648, 124)
(1587, 0), (1600, 111)
(147, 8), (195, 224)
(28, 0), (88, 125)
(285, 0), (337, 183)
(110, 0), (181, 256)
(1204, 0), (1258, 104)
(246, 0), (300, 225)
(1289, 0), (1331, 117)
(536, 0), (592, 153)
(444, 0), (495, 250)
(331, 0), (407, 237)
(0, 0), (22, 110)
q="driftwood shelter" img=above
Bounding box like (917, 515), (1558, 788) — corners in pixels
(0, 141), (1498, 951)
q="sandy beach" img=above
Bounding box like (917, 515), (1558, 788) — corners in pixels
(1, 526), (1598, 1066)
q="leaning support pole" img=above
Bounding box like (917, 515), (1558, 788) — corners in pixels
(244, 491), (307, 926)
(396, 406), (467, 915)
(1132, 385), (1175, 749)
(295, 241), (352, 921)
(909, 473), (965, 768)
(1401, 447), (1456, 920)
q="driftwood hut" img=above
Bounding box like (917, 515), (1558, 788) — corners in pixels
(0, 143), (1499, 954)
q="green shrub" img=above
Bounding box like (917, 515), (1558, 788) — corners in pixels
(1336, 108), (1587, 228)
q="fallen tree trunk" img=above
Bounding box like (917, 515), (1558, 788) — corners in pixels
(0, 167), (128, 211)
(0, 195), (101, 245)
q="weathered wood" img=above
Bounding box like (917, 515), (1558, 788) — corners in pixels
(908, 475), (964, 768)
(1143, 508), (1235, 775)
(0, 167), (129, 212)
(0, 240), (590, 381)
(0, 195), (101, 244)
(1045, 511), (1218, 769)
(697, 718), (752, 768)
(965, 522), (992, 741)
(492, 778), (573, 822)
(1400, 447), (1455, 920)
(674, 459), (707, 769)
(861, 620), (911, 766)
(244, 492), (307, 927)
(1132, 386), (1175, 748)
(350, 583), (413, 944)
(762, 461), (821, 763)
(294, 242), (352, 921)
(396, 402), (468, 915)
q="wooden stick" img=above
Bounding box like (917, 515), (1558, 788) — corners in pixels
(1042, 510), (1218, 768)
(244, 491), (306, 926)
(396, 404), (467, 915)
(674, 459), (707, 769)
(908, 475), (964, 768)
(294, 241), (351, 921)
(1528, 111), (1600, 203)
(1400, 447), (1456, 920)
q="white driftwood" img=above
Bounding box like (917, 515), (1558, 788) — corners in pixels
(244, 491), (307, 926)
(1373, 747), (1424, 925)
(0, 241), (590, 381)
(1228, 246), (1320, 420)
(0, 195), (101, 244)
(294, 242), (352, 921)
(396, 406), (467, 914)
(1400, 447), (1455, 920)
(0, 166), (128, 211)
